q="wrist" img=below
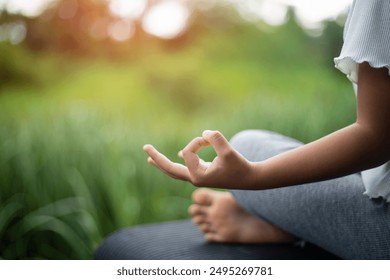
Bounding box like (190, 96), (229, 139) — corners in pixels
(246, 161), (263, 189)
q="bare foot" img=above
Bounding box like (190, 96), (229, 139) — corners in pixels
(188, 188), (296, 243)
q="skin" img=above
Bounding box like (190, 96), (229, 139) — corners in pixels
(143, 62), (390, 243)
(188, 188), (296, 243)
(143, 63), (390, 190)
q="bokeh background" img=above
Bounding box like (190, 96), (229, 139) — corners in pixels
(0, 0), (355, 259)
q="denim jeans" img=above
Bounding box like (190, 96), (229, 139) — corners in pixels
(230, 130), (390, 259)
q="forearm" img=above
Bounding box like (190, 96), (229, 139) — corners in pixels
(248, 63), (390, 190)
(144, 64), (390, 191)
(250, 122), (389, 189)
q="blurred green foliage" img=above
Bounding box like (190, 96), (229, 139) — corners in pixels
(0, 1), (355, 259)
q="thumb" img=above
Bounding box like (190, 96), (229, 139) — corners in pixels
(181, 137), (208, 174)
(202, 130), (231, 156)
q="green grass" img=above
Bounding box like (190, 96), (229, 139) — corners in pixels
(0, 22), (356, 259)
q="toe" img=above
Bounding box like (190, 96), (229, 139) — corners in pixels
(204, 232), (222, 243)
(191, 188), (215, 205)
(191, 215), (206, 225)
(198, 223), (213, 233)
(188, 204), (208, 216)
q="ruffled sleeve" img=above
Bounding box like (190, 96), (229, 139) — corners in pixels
(334, 0), (390, 202)
(334, 0), (390, 83)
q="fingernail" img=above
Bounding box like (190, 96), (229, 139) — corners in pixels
(143, 144), (151, 151)
(202, 130), (212, 136)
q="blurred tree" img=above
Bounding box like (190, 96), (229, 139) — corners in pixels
(0, 11), (31, 88)
(0, 44), (35, 89)
(25, 0), (115, 55)
(318, 20), (344, 66)
(0, 0), (345, 92)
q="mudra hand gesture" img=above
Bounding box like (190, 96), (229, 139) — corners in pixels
(143, 130), (255, 189)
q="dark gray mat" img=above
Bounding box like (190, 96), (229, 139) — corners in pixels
(95, 220), (339, 260)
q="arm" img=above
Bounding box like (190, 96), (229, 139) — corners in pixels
(251, 62), (390, 188)
(144, 63), (390, 189)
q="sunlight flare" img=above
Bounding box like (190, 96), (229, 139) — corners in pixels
(109, 0), (147, 20)
(142, 1), (190, 39)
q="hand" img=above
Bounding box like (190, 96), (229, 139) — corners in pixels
(143, 130), (257, 189)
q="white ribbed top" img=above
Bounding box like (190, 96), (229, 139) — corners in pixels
(334, 0), (390, 202)
(334, 0), (390, 83)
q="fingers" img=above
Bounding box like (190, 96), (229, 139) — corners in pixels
(143, 130), (229, 186)
(143, 144), (190, 181)
(184, 137), (210, 153)
(180, 137), (209, 174)
(202, 130), (231, 156)
(147, 157), (182, 180)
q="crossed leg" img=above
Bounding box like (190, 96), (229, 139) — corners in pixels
(188, 130), (302, 244)
(95, 130), (390, 260)
(189, 188), (295, 243)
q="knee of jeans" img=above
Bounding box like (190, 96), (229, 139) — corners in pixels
(230, 129), (302, 161)
(230, 129), (272, 149)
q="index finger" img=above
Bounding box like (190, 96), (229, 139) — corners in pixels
(181, 137), (210, 173)
(143, 144), (190, 181)
(182, 137), (210, 153)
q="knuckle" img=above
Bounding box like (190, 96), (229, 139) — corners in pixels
(225, 148), (235, 156)
(221, 147), (235, 159)
(211, 130), (222, 139)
